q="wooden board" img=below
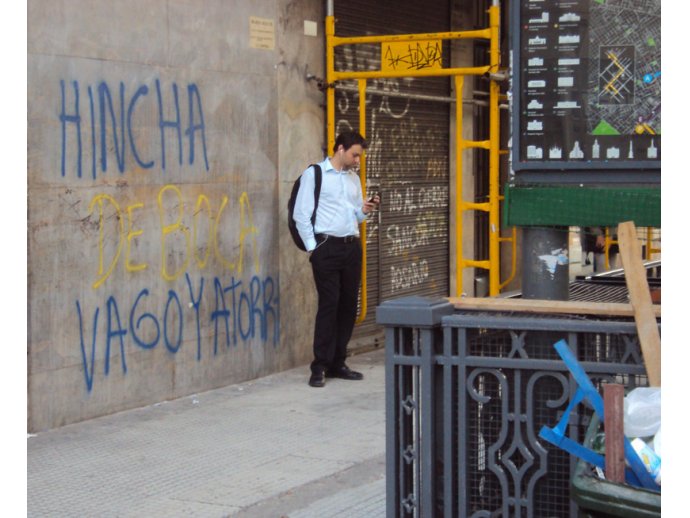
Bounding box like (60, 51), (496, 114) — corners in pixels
(446, 296), (661, 319)
(617, 221), (661, 387)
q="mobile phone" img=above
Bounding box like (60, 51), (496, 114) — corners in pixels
(368, 192), (380, 202)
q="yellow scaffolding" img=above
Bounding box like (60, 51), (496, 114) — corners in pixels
(604, 226), (661, 269)
(325, 5), (512, 322)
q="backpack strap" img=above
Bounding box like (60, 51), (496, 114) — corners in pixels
(310, 164), (322, 226)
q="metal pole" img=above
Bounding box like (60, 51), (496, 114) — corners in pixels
(356, 79), (368, 323)
(325, 11), (335, 153)
(334, 84), (508, 108)
(521, 227), (569, 300)
(455, 75), (464, 298)
(488, 4), (501, 296)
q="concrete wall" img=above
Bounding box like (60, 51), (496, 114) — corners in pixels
(28, 0), (325, 432)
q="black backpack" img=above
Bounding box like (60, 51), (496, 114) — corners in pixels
(287, 164), (322, 251)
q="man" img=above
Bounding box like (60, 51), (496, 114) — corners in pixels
(293, 132), (380, 387)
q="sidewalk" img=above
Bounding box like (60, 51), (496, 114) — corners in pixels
(28, 348), (386, 517)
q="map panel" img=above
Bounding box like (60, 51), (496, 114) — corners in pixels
(517, 0), (661, 166)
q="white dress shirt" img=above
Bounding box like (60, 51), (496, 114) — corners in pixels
(293, 157), (367, 252)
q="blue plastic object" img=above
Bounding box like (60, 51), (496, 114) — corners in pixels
(538, 339), (660, 492)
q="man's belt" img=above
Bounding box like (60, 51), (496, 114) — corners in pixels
(315, 234), (359, 244)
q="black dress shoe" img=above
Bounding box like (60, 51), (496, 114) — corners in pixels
(309, 370), (325, 387)
(325, 365), (363, 380)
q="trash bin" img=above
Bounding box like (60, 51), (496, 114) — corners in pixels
(571, 415), (661, 518)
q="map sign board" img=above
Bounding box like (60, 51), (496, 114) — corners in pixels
(512, 0), (661, 178)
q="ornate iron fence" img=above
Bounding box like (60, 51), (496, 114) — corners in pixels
(377, 297), (651, 518)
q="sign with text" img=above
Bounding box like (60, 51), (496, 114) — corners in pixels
(249, 16), (275, 50)
(514, 0), (661, 173)
(381, 40), (442, 72)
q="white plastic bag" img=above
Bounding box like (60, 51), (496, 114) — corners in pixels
(623, 387), (661, 438)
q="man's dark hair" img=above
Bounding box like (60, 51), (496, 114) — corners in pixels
(334, 131), (368, 153)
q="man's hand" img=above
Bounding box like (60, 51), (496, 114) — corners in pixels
(363, 194), (380, 214)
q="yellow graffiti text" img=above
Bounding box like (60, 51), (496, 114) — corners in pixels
(126, 202), (148, 273)
(158, 185), (191, 281)
(89, 184), (261, 288)
(89, 194), (124, 289)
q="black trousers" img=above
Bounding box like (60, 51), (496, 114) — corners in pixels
(309, 236), (362, 374)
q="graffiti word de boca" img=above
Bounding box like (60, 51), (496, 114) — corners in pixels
(89, 184), (259, 289)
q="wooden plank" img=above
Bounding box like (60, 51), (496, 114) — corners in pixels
(446, 296), (661, 318)
(603, 384), (626, 483)
(617, 221), (661, 387)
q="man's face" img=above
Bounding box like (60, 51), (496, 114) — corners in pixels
(338, 144), (364, 170)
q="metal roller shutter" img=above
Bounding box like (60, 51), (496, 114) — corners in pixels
(333, 0), (451, 341)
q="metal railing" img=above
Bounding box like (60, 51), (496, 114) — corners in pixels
(377, 296), (653, 517)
